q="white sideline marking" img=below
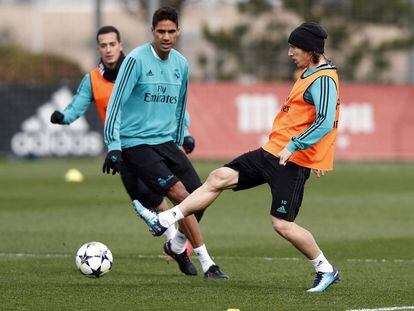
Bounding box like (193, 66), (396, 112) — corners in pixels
(347, 258), (414, 264)
(0, 253), (413, 264)
(346, 307), (414, 311)
(0, 253), (70, 258)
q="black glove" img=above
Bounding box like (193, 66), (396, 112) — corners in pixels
(50, 111), (64, 124)
(182, 136), (195, 154)
(102, 150), (122, 175)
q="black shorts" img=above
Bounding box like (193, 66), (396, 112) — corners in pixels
(224, 148), (311, 221)
(119, 166), (164, 209)
(122, 141), (202, 197)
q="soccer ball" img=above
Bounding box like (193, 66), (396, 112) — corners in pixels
(75, 241), (113, 277)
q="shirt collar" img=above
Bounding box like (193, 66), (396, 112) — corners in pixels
(150, 44), (163, 60)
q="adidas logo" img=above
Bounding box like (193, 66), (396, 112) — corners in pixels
(157, 177), (167, 186)
(10, 86), (103, 157)
(276, 206), (287, 214)
(157, 175), (174, 186)
(146, 70), (154, 76)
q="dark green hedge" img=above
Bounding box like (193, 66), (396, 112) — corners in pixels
(0, 45), (83, 85)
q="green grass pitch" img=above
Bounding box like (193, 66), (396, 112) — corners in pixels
(0, 159), (413, 310)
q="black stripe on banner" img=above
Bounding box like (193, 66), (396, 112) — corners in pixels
(297, 76), (329, 140)
(104, 58), (136, 144)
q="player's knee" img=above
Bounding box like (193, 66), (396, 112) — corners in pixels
(167, 182), (189, 204)
(271, 217), (292, 239)
(206, 167), (235, 190)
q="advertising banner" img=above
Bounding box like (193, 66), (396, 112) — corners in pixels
(1, 83), (413, 161)
(0, 85), (103, 157)
(186, 83), (414, 161)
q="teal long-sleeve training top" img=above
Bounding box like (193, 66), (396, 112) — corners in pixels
(286, 64), (338, 153)
(104, 43), (188, 151)
(58, 71), (191, 139)
(60, 74), (93, 124)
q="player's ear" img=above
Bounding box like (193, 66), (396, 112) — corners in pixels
(177, 27), (181, 37)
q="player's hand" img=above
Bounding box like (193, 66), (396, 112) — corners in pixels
(182, 136), (195, 154)
(102, 150), (122, 175)
(50, 111), (64, 124)
(312, 169), (327, 178)
(278, 147), (292, 166)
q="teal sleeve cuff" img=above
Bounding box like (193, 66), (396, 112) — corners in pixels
(61, 74), (93, 124)
(286, 141), (298, 153)
(107, 142), (121, 152)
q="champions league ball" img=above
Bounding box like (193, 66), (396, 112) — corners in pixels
(75, 242), (113, 277)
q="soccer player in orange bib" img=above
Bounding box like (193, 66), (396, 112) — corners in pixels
(137, 22), (341, 292)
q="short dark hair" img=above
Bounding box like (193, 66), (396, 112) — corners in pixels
(152, 6), (179, 28)
(311, 51), (332, 65)
(311, 52), (322, 64)
(96, 25), (121, 43)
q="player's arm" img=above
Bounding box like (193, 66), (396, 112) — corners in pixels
(50, 74), (93, 125)
(173, 63), (188, 147)
(103, 56), (139, 174)
(183, 110), (191, 138)
(182, 111), (195, 154)
(288, 76), (337, 151)
(279, 76), (337, 165)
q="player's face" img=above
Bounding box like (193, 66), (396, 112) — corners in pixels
(97, 32), (123, 69)
(151, 20), (180, 59)
(288, 44), (312, 68)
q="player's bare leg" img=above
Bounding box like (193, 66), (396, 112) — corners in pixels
(271, 217), (321, 259)
(166, 182), (203, 248)
(154, 199), (188, 261)
(154, 199), (177, 242)
(174, 167), (239, 217)
(139, 180), (226, 278)
(135, 167), (238, 233)
(271, 216), (339, 292)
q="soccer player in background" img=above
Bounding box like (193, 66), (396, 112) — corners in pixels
(50, 25), (197, 275)
(102, 7), (228, 279)
(137, 22), (341, 291)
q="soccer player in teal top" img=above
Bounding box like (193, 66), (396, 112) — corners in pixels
(103, 6), (228, 279)
(50, 25), (195, 269)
